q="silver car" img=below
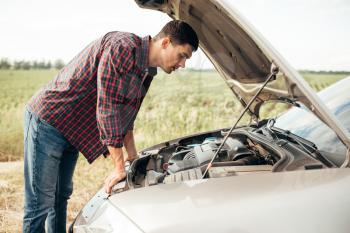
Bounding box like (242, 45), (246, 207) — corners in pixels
(70, 0), (350, 232)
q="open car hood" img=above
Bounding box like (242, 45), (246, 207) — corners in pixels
(135, 0), (350, 155)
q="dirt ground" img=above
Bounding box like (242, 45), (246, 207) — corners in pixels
(0, 157), (113, 233)
(0, 161), (23, 232)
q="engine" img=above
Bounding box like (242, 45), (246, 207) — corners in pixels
(109, 125), (326, 194)
(166, 137), (265, 174)
(127, 130), (279, 188)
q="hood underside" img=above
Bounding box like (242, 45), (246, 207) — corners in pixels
(135, 0), (350, 154)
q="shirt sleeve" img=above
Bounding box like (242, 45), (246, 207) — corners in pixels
(96, 42), (135, 148)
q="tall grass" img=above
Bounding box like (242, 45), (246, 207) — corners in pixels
(134, 70), (243, 149)
(0, 70), (57, 161)
(0, 69), (347, 161)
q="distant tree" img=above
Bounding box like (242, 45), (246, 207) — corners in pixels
(54, 59), (65, 70)
(37, 60), (46, 69)
(0, 58), (11, 69)
(13, 60), (23, 70)
(9, 59), (67, 70)
(45, 61), (52, 69)
(32, 60), (39, 69)
(22, 61), (31, 70)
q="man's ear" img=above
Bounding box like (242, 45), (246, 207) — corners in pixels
(161, 37), (171, 49)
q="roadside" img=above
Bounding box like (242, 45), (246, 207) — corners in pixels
(0, 161), (22, 174)
(0, 161), (23, 233)
(0, 157), (113, 233)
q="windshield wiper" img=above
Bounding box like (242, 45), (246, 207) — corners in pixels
(262, 118), (317, 151)
(277, 96), (301, 108)
(269, 125), (336, 167)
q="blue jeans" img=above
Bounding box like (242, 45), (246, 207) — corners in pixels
(23, 107), (79, 233)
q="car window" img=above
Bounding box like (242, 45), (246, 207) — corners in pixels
(275, 77), (350, 166)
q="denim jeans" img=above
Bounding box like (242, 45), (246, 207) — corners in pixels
(23, 107), (79, 233)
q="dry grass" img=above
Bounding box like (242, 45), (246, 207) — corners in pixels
(0, 156), (114, 232)
(0, 162), (23, 233)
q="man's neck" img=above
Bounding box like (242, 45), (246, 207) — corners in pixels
(148, 39), (160, 67)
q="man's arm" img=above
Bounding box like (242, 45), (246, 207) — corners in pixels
(96, 42), (135, 194)
(123, 130), (138, 161)
(104, 130), (137, 194)
(104, 146), (126, 194)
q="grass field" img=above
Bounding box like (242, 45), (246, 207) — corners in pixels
(0, 69), (347, 232)
(0, 69), (346, 162)
(0, 70), (58, 161)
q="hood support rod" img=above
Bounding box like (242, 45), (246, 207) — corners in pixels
(202, 64), (279, 178)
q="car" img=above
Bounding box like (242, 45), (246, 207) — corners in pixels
(70, 0), (350, 232)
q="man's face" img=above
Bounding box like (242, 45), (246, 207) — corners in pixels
(160, 37), (193, 74)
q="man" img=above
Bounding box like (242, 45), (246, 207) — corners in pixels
(23, 20), (198, 233)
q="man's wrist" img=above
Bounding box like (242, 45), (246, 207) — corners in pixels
(126, 154), (138, 161)
(123, 130), (138, 160)
(107, 146), (125, 172)
(113, 155), (125, 172)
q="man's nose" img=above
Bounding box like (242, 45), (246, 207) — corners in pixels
(179, 59), (186, 68)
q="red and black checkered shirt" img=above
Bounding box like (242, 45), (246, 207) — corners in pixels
(27, 32), (156, 163)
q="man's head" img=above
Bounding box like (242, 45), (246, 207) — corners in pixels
(150, 20), (199, 74)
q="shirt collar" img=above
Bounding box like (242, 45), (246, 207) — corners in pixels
(136, 35), (157, 77)
(136, 35), (150, 71)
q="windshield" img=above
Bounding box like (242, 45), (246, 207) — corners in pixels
(275, 77), (350, 166)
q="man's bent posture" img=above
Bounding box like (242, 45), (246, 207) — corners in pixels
(23, 20), (198, 233)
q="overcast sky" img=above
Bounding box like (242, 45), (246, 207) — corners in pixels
(1, 0), (349, 71)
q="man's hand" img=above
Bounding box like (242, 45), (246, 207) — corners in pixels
(104, 132), (138, 194)
(104, 170), (126, 194)
(105, 146), (125, 194)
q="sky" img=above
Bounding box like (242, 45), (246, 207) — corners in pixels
(0, 0), (349, 71)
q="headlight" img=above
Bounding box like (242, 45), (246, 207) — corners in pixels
(73, 201), (142, 233)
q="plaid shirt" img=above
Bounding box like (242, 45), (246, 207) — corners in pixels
(27, 32), (156, 163)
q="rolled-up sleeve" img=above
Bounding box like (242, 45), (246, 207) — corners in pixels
(96, 43), (135, 148)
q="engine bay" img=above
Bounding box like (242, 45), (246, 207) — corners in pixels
(125, 123), (328, 189)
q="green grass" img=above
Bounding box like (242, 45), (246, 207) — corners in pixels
(302, 72), (345, 92)
(134, 70), (241, 149)
(0, 70), (57, 161)
(0, 69), (347, 161)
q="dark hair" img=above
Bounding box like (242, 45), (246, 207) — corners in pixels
(155, 20), (199, 51)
